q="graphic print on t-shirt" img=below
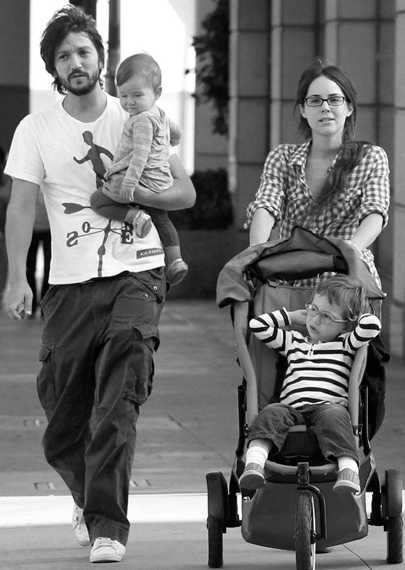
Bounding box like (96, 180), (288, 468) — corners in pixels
(73, 131), (114, 189)
(62, 130), (136, 277)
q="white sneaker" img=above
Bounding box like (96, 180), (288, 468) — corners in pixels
(72, 504), (90, 547)
(90, 537), (126, 563)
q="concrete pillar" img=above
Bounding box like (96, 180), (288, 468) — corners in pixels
(194, 0), (228, 172)
(0, 0), (30, 152)
(229, 0), (271, 230)
(269, 0), (319, 148)
(392, 0), (405, 357)
(324, 0), (395, 350)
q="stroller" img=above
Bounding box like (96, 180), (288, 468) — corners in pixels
(206, 227), (403, 569)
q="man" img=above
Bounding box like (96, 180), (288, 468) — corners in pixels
(5, 5), (194, 564)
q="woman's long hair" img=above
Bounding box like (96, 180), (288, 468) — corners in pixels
(294, 62), (370, 217)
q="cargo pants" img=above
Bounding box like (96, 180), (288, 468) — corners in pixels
(37, 268), (165, 545)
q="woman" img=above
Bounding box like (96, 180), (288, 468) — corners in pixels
(245, 62), (390, 287)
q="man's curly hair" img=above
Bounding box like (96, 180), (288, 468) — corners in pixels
(40, 4), (105, 94)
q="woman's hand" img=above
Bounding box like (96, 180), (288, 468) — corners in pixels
(346, 240), (363, 257)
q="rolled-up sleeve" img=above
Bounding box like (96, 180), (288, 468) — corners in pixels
(358, 146), (390, 228)
(245, 145), (291, 228)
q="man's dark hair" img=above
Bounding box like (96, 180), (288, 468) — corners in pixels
(40, 4), (105, 94)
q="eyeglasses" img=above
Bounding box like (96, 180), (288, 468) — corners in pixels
(305, 303), (349, 324)
(305, 96), (346, 107)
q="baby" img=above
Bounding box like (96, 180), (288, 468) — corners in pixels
(91, 53), (188, 285)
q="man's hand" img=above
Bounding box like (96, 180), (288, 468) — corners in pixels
(7, 281), (33, 320)
(5, 178), (39, 320)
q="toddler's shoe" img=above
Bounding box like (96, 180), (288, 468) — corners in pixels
(167, 258), (188, 285)
(90, 537), (126, 563)
(239, 463), (265, 490)
(132, 209), (152, 238)
(333, 468), (360, 494)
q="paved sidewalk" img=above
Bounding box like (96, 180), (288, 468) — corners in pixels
(0, 300), (404, 569)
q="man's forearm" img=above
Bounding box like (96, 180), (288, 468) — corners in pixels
(133, 154), (196, 211)
(5, 180), (38, 285)
(134, 180), (195, 211)
(6, 206), (35, 284)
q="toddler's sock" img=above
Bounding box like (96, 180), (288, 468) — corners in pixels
(337, 456), (359, 473)
(245, 444), (270, 468)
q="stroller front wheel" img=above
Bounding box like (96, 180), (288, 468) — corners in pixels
(295, 490), (317, 570)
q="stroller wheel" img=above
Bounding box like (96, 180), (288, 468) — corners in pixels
(295, 490), (316, 570)
(206, 472), (228, 568)
(207, 515), (223, 568)
(387, 514), (403, 564)
(383, 469), (403, 563)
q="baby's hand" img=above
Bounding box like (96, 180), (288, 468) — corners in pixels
(120, 187), (135, 202)
(104, 168), (112, 181)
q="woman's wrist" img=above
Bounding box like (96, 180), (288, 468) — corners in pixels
(347, 240), (363, 255)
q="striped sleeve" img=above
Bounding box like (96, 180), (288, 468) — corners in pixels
(113, 113), (154, 195)
(169, 118), (182, 147)
(249, 308), (291, 351)
(345, 313), (381, 351)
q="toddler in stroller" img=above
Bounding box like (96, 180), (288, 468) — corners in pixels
(207, 227), (402, 569)
(239, 274), (381, 494)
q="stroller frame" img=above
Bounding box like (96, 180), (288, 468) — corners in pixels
(207, 227), (403, 569)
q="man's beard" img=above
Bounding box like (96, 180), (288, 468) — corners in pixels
(59, 68), (101, 96)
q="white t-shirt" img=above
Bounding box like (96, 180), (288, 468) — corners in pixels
(5, 93), (165, 284)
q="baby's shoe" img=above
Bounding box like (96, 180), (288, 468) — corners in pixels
(333, 468), (360, 494)
(167, 258), (188, 285)
(132, 209), (152, 238)
(239, 463), (265, 490)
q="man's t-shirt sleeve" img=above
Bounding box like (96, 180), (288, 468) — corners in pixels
(5, 119), (45, 185)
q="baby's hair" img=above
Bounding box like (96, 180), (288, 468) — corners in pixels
(116, 53), (162, 92)
(313, 275), (371, 329)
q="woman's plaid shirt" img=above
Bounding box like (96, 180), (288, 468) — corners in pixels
(245, 140), (390, 286)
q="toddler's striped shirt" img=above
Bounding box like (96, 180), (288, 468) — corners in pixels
(249, 308), (381, 408)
